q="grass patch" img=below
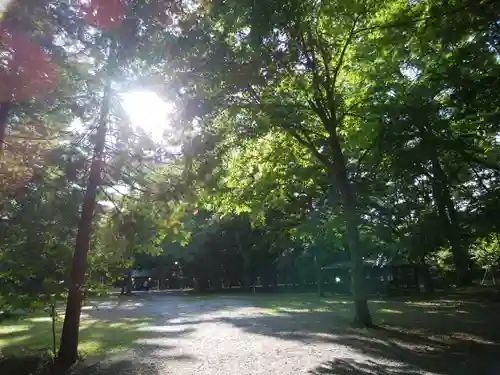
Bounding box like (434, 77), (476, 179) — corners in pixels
(376, 308), (403, 314)
(0, 309), (157, 358)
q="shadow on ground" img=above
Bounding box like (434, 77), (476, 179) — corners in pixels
(0, 297), (198, 375)
(208, 291), (500, 375)
(71, 359), (164, 375)
(310, 359), (429, 375)
(69, 354), (194, 375)
(2, 289), (500, 375)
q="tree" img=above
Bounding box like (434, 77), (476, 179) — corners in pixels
(1, 0), (192, 365)
(471, 234), (500, 285)
(1, 0), (499, 363)
(0, 0), (69, 154)
(167, 0), (401, 326)
(364, 0), (500, 285)
(0, 144), (83, 312)
(56, 0), (188, 364)
(57, 40), (115, 365)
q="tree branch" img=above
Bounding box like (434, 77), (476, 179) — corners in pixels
(298, 28), (331, 123)
(306, 98), (331, 130)
(353, 148), (369, 180)
(460, 150), (500, 172)
(98, 187), (123, 214)
(332, 14), (361, 93)
(286, 127), (329, 167)
(341, 112), (370, 121)
(247, 85), (261, 104)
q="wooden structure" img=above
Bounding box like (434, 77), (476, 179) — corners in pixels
(319, 257), (422, 296)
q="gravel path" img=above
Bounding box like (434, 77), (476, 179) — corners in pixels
(73, 295), (499, 375)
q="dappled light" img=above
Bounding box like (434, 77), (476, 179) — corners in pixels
(310, 359), (426, 375)
(1, 308), (187, 358)
(1, 0), (499, 373)
(2, 292), (500, 374)
(376, 308), (403, 314)
(0, 324), (30, 334)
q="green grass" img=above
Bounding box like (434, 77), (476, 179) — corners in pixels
(0, 301), (156, 358)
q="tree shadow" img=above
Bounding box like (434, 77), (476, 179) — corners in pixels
(310, 326), (500, 375)
(69, 354), (193, 375)
(4, 292), (500, 375)
(310, 359), (428, 375)
(213, 293), (500, 375)
(0, 300), (199, 375)
(2, 295), (266, 375)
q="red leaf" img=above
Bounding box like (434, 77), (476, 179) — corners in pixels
(74, 0), (126, 31)
(0, 26), (58, 102)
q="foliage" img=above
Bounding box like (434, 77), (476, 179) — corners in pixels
(471, 234), (500, 270)
(0, 0), (499, 359)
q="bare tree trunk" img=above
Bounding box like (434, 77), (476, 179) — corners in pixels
(420, 125), (472, 286)
(430, 160), (471, 286)
(236, 232), (252, 290)
(57, 57), (112, 366)
(0, 102), (11, 154)
(329, 134), (372, 327)
(51, 303), (57, 357)
(413, 120), (471, 286)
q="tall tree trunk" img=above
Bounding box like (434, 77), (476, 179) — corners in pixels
(236, 232), (254, 290)
(0, 102), (11, 154)
(329, 134), (372, 327)
(417, 122), (472, 286)
(429, 155), (471, 286)
(57, 62), (112, 366)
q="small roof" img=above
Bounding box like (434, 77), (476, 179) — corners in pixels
(131, 270), (153, 278)
(321, 256), (410, 270)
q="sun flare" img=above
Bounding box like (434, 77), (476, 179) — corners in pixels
(121, 91), (174, 141)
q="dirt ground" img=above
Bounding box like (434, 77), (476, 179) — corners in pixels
(66, 290), (500, 375)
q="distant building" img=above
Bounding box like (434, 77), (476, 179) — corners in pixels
(131, 269), (155, 290)
(320, 256), (423, 295)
